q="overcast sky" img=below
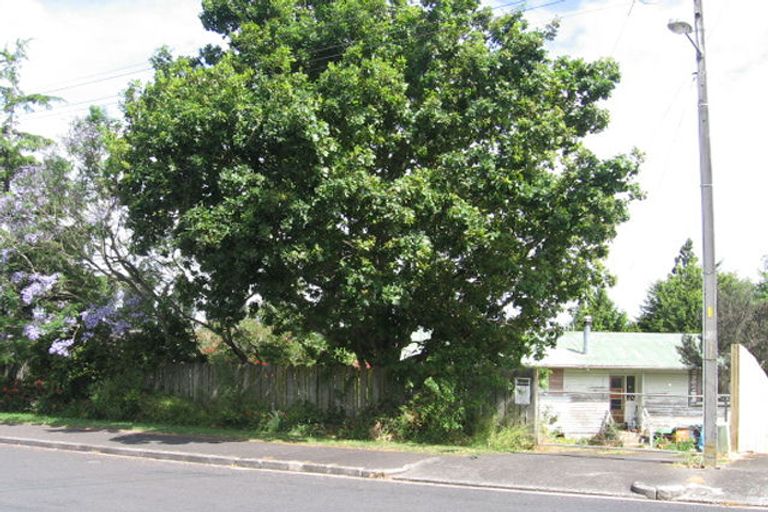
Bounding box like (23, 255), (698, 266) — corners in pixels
(2, 0), (765, 320)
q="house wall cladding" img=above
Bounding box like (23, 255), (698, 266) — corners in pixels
(541, 369), (706, 438)
(539, 393), (609, 438)
(146, 363), (536, 424)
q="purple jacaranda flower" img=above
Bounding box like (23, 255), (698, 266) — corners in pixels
(23, 232), (41, 244)
(34, 273), (60, 289)
(10, 271), (26, 284)
(23, 323), (42, 341)
(0, 248), (12, 264)
(20, 273), (59, 305)
(32, 307), (49, 321)
(21, 282), (44, 305)
(110, 319), (132, 337)
(48, 338), (75, 357)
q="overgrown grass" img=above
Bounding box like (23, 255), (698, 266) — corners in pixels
(0, 411), (533, 456)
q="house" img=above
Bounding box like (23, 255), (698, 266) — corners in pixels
(527, 326), (705, 439)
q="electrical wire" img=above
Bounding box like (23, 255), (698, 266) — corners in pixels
(35, 62), (151, 94)
(609, 0), (635, 57)
(18, 0), (566, 122)
(39, 67), (154, 95)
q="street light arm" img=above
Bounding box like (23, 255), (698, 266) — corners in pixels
(684, 32), (702, 58)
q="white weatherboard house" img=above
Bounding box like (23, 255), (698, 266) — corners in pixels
(528, 329), (703, 439)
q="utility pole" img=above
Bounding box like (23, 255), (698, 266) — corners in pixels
(693, 0), (719, 469)
(667, 0), (718, 468)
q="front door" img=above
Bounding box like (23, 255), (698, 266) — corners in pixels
(609, 376), (625, 424)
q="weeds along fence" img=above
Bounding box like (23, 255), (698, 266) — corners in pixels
(145, 363), (537, 423)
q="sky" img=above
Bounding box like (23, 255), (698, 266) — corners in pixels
(2, 0), (766, 320)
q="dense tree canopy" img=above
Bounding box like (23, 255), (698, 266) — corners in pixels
(639, 241), (768, 376)
(637, 239), (702, 333)
(120, 0), (641, 367)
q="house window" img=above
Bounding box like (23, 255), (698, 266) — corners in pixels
(548, 369), (564, 391)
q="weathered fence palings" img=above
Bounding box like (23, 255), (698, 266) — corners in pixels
(145, 363), (535, 423)
(146, 364), (399, 415)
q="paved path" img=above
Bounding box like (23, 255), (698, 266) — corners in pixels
(0, 423), (765, 507)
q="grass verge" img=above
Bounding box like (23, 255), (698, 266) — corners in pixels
(0, 412), (525, 456)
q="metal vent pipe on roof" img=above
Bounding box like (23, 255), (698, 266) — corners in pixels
(583, 316), (592, 355)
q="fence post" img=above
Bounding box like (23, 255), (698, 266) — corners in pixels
(730, 343), (740, 452)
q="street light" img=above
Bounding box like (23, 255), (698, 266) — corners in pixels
(668, 0), (718, 469)
(667, 20), (692, 35)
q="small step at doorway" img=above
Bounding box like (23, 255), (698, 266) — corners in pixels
(617, 430), (644, 448)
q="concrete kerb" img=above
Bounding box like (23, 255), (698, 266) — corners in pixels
(631, 481), (688, 501)
(392, 474), (656, 502)
(0, 436), (410, 479)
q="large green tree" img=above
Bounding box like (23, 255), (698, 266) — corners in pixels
(119, 0), (641, 368)
(642, 242), (768, 379)
(677, 272), (768, 377)
(637, 239), (702, 333)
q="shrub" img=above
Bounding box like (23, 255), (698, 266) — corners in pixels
(138, 394), (210, 426)
(483, 425), (535, 451)
(205, 388), (266, 429)
(0, 380), (39, 412)
(588, 420), (623, 447)
(87, 372), (143, 420)
(394, 376), (466, 444)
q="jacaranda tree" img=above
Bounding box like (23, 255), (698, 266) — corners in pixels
(0, 41), (198, 396)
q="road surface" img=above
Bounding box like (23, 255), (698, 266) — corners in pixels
(0, 445), (756, 511)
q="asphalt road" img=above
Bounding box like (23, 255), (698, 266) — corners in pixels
(0, 445), (757, 512)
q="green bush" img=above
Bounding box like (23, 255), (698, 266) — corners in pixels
(279, 401), (343, 437)
(207, 392), (266, 429)
(588, 421), (623, 447)
(87, 372), (144, 420)
(335, 402), (400, 441)
(483, 425), (535, 451)
(138, 394), (210, 426)
(394, 377), (466, 444)
(0, 380), (40, 412)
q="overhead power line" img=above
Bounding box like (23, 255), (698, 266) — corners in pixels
(20, 0), (606, 123)
(39, 67), (154, 95)
(35, 62), (151, 94)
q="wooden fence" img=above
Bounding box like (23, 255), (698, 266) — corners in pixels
(146, 364), (399, 416)
(145, 363), (536, 424)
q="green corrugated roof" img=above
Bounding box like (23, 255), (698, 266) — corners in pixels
(528, 331), (690, 370)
